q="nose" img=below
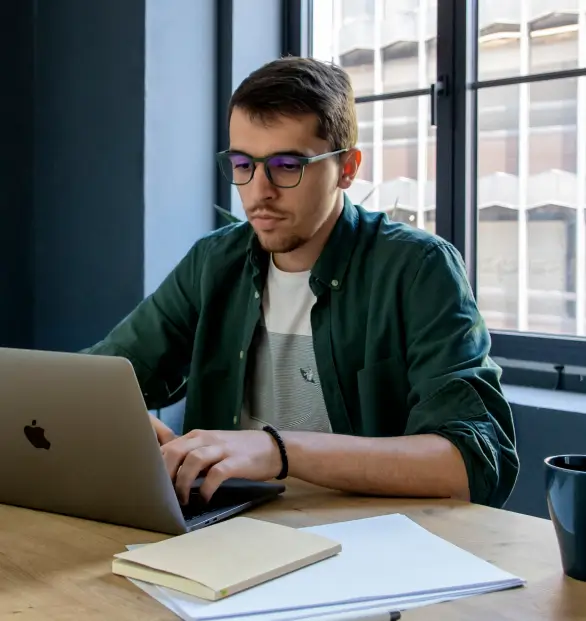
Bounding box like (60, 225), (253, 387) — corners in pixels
(248, 162), (279, 202)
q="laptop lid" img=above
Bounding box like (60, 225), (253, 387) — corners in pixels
(0, 347), (188, 534)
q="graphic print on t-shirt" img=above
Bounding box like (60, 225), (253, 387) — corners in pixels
(241, 256), (332, 433)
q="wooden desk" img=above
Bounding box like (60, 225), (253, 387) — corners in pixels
(1, 480), (585, 621)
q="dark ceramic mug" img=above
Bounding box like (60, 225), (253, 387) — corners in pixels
(544, 455), (586, 582)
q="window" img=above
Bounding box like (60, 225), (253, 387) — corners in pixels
(476, 78), (581, 337)
(474, 4), (586, 341)
(312, 0), (437, 231)
(310, 0), (586, 383)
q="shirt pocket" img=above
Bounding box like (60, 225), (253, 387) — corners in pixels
(356, 356), (409, 437)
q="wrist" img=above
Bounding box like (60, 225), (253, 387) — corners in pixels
(262, 425), (289, 479)
(277, 431), (304, 479)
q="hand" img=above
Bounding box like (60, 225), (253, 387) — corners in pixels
(160, 429), (282, 504)
(149, 413), (176, 445)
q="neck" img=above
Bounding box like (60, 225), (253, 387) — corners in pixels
(272, 197), (344, 273)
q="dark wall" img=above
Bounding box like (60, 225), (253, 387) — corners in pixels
(504, 400), (586, 519)
(0, 0), (35, 347)
(1, 0), (216, 353)
(34, 0), (146, 351)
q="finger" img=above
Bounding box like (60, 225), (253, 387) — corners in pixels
(161, 436), (208, 482)
(158, 424), (176, 445)
(149, 414), (176, 445)
(175, 445), (226, 505)
(199, 459), (238, 502)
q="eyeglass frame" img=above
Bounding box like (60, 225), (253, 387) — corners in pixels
(215, 148), (350, 189)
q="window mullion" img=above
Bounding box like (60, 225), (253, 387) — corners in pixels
(435, 0), (477, 292)
(517, 0), (530, 331)
(416, 1), (429, 231)
(576, 1), (586, 336)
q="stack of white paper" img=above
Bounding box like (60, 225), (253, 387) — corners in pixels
(125, 513), (525, 621)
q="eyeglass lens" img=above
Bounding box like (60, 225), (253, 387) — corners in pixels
(220, 154), (304, 188)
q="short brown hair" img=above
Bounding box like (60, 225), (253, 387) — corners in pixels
(228, 56), (358, 150)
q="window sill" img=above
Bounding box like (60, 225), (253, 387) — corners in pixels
(501, 384), (586, 519)
(503, 384), (586, 414)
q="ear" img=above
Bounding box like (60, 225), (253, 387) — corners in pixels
(338, 148), (362, 190)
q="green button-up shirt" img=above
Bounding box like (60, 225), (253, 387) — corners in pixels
(85, 196), (519, 508)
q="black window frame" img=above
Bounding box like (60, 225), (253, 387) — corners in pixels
(294, 0), (586, 393)
(282, 0), (313, 57)
(213, 0), (313, 228)
(214, 0), (234, 229)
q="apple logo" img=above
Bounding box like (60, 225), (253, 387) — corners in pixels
(24, 420), (51, 450)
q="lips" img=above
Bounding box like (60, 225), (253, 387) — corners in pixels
(250, 214), (285, 231)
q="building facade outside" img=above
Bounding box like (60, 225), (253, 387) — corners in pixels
(312, 0), (586, 337)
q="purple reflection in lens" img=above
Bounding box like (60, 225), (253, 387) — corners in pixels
(228, 154), (252, 169)
(268, 155), (302, 170)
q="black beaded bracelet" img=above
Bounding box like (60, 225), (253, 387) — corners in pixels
(262, 424), (288, 480)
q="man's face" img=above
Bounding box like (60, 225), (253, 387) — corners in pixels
(228, 107), (359, 254)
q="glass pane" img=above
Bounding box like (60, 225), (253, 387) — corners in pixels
(478, 207), (520, 330)
(477, 1), (586, 81)
(475, 78), (585, 337)
(527, 206), (577, 334)
(312, 0), (437, 97)
(346, 98), (436, 234)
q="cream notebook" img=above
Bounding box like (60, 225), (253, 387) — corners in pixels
(112, 517), (341, 601)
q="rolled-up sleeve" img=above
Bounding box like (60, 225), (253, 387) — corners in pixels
(402, 241), (519, 508)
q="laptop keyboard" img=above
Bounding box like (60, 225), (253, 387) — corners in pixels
(180, 481), (266, 522)
(181, 492), (209, 521)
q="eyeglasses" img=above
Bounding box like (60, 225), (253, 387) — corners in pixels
(216, 149), (348, 189)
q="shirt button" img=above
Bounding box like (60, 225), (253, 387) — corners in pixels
(331, 279), (339, 288)
(233, 415), (238, 425)
(254, 291), (260, 299)
(239, 350), (244, 359)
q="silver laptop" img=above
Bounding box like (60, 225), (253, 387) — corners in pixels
(0, 347), (285, 535)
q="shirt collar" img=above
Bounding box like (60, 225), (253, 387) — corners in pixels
(310, 193), (359, 292)
(246, 192), (359, 293)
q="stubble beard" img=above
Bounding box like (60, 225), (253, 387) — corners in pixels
(257, 231), (306, 254)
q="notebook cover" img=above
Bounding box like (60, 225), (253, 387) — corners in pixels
(112, 516), (341, 601)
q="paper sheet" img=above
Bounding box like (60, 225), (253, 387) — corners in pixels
(125, 513), (524, 621)
(130, 578), (485, 621)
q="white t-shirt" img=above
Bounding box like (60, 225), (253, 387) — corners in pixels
(241, 256), (332, 433)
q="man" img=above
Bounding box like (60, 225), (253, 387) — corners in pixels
(85, 57), (519, 508)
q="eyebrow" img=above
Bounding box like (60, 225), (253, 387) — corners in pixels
(227, 149), (308, 158)
(271, 150), (306, 157)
